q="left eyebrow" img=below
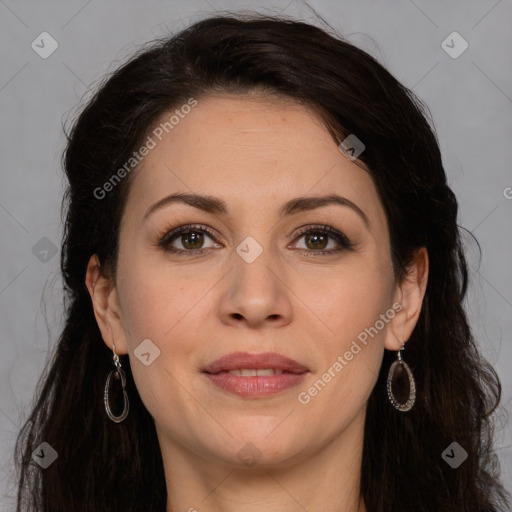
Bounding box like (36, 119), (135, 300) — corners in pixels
(142, 192), (370, 228)
(279, 194), (370, 227)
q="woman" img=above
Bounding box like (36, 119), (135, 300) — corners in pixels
(13, 12), (510, 512)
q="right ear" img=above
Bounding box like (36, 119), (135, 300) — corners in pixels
(85, 254), (129, 355)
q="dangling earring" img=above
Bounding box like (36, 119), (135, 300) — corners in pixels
(104, 342), (129, 423)
(386, 342), (416, 412)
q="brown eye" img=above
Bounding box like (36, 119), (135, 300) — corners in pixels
(304, 232), (329, 251)
(158, 224), (220, 256)
(158, 223), (355, 257)
(291, 225), (356, 256)
(178, 230), (205, 250)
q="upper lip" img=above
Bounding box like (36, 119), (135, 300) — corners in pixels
(202, 351), (309, 374)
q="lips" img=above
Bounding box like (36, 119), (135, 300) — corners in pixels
(202, 351), (309, 375)
(202, 352), (310, 398)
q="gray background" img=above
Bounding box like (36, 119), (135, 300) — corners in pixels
(1, 0), (511, 508)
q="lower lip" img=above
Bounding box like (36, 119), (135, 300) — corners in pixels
(203, 371), (308, 398)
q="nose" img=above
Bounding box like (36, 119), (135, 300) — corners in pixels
(217, 251), (293, 329)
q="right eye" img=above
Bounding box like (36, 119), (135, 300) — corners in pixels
(158, 224), (222, 256)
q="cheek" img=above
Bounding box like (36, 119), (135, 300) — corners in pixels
(115, 266), (202, 426)
(116, 257), (195, 343)
(293, 259), (393, 410)
(115, 255), (206, 368)
(297, 257), (394, 344)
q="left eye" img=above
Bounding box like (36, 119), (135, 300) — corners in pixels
(159, 224), (355, 256)
(290, 225), (356, 255)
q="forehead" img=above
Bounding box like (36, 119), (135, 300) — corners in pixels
(123, 94), (384, 226)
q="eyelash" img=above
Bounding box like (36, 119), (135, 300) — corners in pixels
(156, 223), (356, 257)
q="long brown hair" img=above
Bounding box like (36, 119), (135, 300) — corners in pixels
(14, 12), (511, 512)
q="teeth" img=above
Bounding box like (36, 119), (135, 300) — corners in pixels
(227, 368), (284, 377)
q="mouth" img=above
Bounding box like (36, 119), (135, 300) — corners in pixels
(202, 352), (309, 398)
(202, 351), (309, 374)
(212, 368), (298, 376)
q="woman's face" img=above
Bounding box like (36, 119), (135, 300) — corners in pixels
(90, 94), (422, 470)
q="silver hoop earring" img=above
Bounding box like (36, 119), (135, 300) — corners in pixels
(386, 343), (416, 412)
(104, 343), (129, 423)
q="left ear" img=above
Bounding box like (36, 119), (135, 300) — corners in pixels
(385, 247), (429, 351)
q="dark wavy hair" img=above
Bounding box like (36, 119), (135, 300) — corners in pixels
(13, 11), (510, 512)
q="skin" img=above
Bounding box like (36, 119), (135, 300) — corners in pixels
(86, 94), (428, 512)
